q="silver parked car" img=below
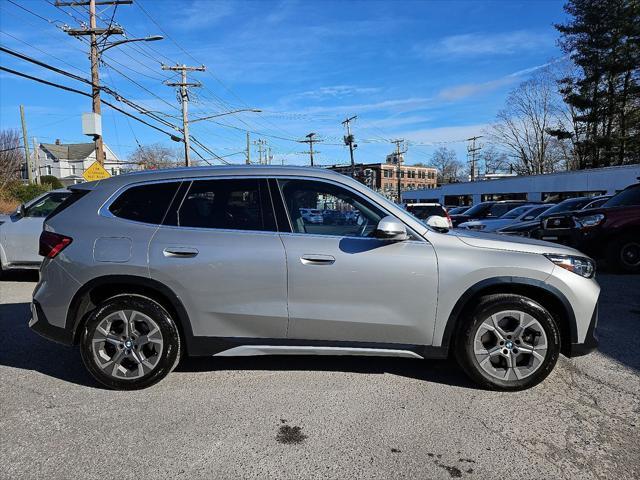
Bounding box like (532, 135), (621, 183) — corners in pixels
(30, 167), (599, 390)
(458, 204), (555, 232)
(0, 189), (70, 275)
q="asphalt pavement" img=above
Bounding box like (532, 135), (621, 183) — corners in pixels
(1, 271), (638, 480)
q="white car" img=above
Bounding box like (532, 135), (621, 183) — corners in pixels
(0, 189), (70, 275)
(299, 208), (323, 224)
(459, 204), (554, 232)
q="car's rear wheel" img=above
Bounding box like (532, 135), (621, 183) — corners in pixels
(455, 294), (561, 391)
(80, 294), (181, 390)
(606, 235), (640, 273)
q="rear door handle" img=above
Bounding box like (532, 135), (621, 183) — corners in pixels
(163, 247), (199, 258)
(300, 254), (335, 265)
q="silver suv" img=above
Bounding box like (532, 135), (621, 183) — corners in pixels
(30, 167), (599, 390)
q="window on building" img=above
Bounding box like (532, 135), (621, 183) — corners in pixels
(45, 165), (52, 175)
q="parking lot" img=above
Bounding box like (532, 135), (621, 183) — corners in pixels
(0, 272), (638, 480)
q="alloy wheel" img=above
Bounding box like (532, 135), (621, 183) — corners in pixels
(91, 309), (164, 380)
(473, 310), (548, 382)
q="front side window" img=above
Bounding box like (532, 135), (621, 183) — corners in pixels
(603, 186), (640, 208)
(279, 179), (385, 237)
(109, 182), (180, 224)
(167, 178), (275, 231)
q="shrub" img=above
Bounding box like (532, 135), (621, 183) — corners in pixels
(0, 197), (19, 214)
(4, 181), (51, 204)
(39, 175), (63, 189)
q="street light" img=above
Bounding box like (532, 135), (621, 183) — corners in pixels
(99, 35), (164, 54)
(189, 108), (262, 124)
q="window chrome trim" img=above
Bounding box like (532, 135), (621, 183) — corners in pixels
(98, 173), (426, 241)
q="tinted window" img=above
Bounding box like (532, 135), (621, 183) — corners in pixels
(110, 182), (180, 224)
(500, 205), (531, 219)
(603, 185), (640, 208)
(279, 179), (385, 237)
(26, 192), (70, 217)
(523, 205), (552, 220)
(461, 202), (492, 217)
(168, 178), (275, 231)
(406, 205), (446, 220)
(488, 203), (519, 218)
(542, 198), (589, 216)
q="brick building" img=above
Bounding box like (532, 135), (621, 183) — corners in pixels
(329, 153), (437, 201)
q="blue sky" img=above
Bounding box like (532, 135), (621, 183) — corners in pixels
(0, 0), (568, 167)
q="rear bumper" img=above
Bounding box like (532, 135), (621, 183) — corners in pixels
(567, 304), (598, 357)
(29, 300), (74, 345)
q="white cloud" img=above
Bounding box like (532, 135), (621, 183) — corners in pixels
(294, 85), (381, 100)
(420, 30), (554, 57)
(174, 0), (235, 30)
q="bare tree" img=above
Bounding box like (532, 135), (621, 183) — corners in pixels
(479, 145), (511, 175)
(129, 144), (179, 170)
(0, 129), (23, 191)
(428, 146), (463, 184)
(487, 69), (567, 175)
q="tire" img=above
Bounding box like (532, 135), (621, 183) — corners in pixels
(455, 294), (561, 391)
(606, 234), (640, 273)
(80, 294), (181, 390)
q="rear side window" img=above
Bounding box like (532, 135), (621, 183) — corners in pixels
(109, 182), (180, 224)
(165, 178), (276, 231)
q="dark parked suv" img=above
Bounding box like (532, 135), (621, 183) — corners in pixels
(450, 200), (532, 227)
(542, 183), (640, 272)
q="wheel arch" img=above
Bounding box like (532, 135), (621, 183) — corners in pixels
(441, 277), (577, 356)
(67, 274), (195, 354)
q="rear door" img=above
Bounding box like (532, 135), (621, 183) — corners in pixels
(148, 177), (289, 340)
(274, 177), (438, 346)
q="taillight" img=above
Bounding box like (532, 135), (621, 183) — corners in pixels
(445, 209), (453, 229)
(39, 231), (72, 258)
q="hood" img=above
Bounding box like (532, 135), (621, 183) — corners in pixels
(0, 213), (10, 224)
(451, 228), (582, 255)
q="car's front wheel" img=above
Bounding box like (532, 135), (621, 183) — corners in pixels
(455, 294), (561, 391)
(80, 294), (181, 390)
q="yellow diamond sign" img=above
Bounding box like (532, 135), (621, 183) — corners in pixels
(82, 161), (111, 182)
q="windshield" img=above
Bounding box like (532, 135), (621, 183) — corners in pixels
(541, 198), (589, 216)
(448, 206), (468, 214)
(602, 185), (640, 208)
(499, 205), (531, 219)
(461, 203), (491, 217)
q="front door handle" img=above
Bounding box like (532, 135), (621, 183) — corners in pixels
(300, 254), (335, 265)
(163, 247), (199, 258)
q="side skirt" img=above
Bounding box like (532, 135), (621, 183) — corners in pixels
(187, 336), (449, 360)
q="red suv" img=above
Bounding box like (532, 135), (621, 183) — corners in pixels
(568, 183), (640, 272)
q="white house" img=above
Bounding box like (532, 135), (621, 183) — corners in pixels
(36, 140), (126, 185)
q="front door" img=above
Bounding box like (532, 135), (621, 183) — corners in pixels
(3, 192), (69, 265)
(148, 178), (288, 340)
(276, 178), (438, 346)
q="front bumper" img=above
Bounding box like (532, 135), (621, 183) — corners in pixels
(29, 300), (74, 345)
(567, 304), (598, 357)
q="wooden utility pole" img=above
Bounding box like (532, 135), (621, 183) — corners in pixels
(60, 0), (128, 165)
(162, 64), (206, 166)
(32, 137), (41, 184)
(392, 139), (407, 204)
(254, 139), (266, 165)
(246, 131), (251, 164)
(301, 133), (318, 166)
(466, 135), (483, 182)
(19, 105), (32, 184)
(342, 115), (357, 177)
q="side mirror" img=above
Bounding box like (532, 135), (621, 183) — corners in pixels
(18, 204), (26, 218)
(374, 215), (409, 241)
(426, 215), (450, 232)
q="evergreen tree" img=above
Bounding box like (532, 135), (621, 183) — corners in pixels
(555, 0), (639, 168)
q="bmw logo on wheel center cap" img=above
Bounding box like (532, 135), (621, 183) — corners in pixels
(505, 341), (514, 349)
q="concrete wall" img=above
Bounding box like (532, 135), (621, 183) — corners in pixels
(402, 164), (640, 205)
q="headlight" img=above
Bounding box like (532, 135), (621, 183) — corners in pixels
(544, 254), (595, 278)
(577, 213), (605, 228)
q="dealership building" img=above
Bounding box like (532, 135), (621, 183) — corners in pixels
(402, 164), (640, 206)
